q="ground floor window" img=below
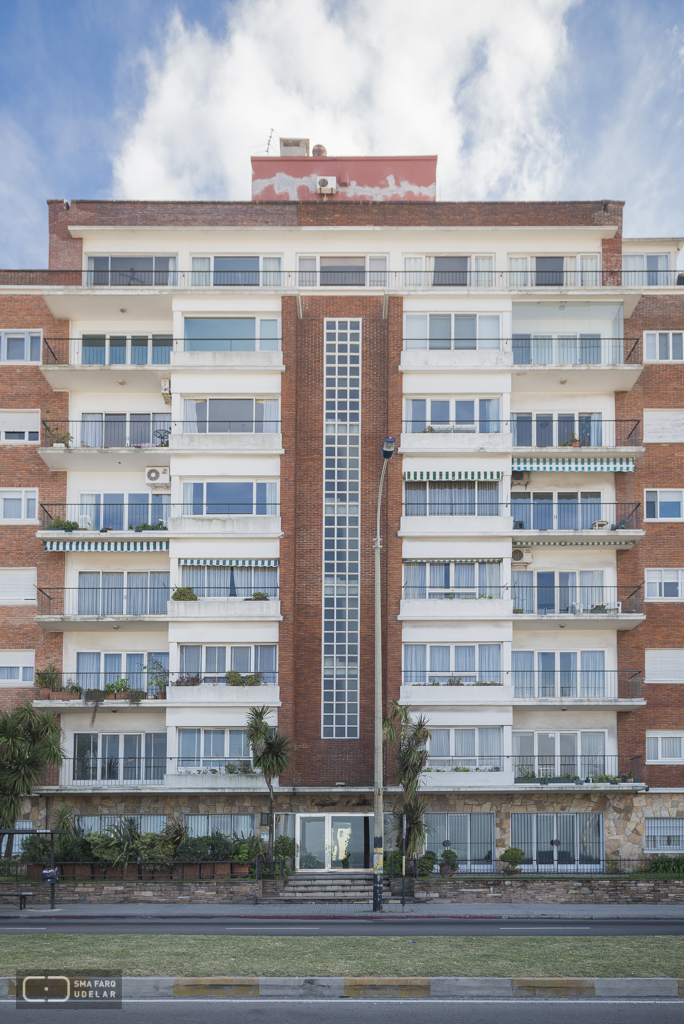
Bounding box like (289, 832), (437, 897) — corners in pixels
(645, 818), (684, 851)
(511, 812), (603, 869)
(186, 813), (255, 837)
(76, 814), (167, 834)
(424, 813), (494, 869)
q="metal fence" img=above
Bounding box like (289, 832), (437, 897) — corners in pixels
(402, 669), (643, 700)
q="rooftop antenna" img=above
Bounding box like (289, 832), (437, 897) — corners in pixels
(266, 129), (275, 155)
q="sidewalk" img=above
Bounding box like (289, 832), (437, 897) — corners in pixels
(4, 901), (684, 919)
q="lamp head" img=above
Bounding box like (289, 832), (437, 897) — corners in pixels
(382, 437), (396, 459)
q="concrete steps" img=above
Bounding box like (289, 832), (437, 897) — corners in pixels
(257, 870), (401, 904)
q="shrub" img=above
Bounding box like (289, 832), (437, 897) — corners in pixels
(273, 835), (295, 861)
(251, 592), (269, 601)
(104, 677), (129, 694)
(441, 848), (459, 869)
(417, 850), (439, 876)
(174, 674), (202, 687)
(171, 587), (198, 601)
(243, 673), (263, 687)
(225, 671), (246, 686)
(647, 854), (684, 875)
(500, 847), (526, 871)
(135, 833), (176, 867)
(35, 665), (61, 689)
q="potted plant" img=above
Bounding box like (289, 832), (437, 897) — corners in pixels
(243, 673), (264, 687)
(46, 516), (80, 532)
(171, 587), (198, 601)
(225, 671), (245, 686)
(440, 848), (459, 876)
(500, 847), (526, 874)
(104, 678), (129, 699)
(248, 591), (269, 602)
(35, 664), (60, 699)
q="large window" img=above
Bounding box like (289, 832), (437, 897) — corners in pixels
(177, 727), (250, 769)
(191, 256), (281, 287)
(644, 331), (684, 362)
(404, 313), (500, 350)
(512, 649), (606, 698)
(403, 561), (501, 599)
(645, 818), (684, 851)
(185, 813), (255, 837)
(511, 412), (608, 447)
(181, 564), (278, 598)
(403, 255), (493, 288)
(646, 569), (684, 600)
(76, 572), (170, 616)
(182, 481), (278, 516)
(403, 643), (502, 685)
(512, 490), (603, 531)
(511, 812), (604, 868)
(427, 727), (502, 768)
(405, 398), (501, 433)
(622, 254), (669, 287)
(0, 330), (41, 363)
(179, 644), (277, 685)
(404, 479), (500, 516)
(183, 318), (279, 352)
(508, 256), (600, 287)
(183, 398), (279, 433)
(0, 410), (40, 443)
(77, 492), (170, 530)
(86, 256), (176, 286)
(73, 732), (166, 781)
(423, 813), (494, 868)
(81, 334), (172, 366)
(74, 651), (168, 690)
(511, 569), (610, 615)
(0, 489), (37, 522)
(645, 489), (683, 520)
(513, 730), (606, 778)
(0, 649), (34, 685)
(77, 412), (171, 448)
(644, 649), (684, 684)
(298, 255), (387, 287)
(646, 733), (684, 763)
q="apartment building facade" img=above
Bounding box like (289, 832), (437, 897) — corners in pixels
(1, 143), (683, 870)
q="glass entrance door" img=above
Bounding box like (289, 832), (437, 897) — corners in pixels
(296, 814), (372, 871)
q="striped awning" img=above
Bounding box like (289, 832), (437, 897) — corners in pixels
(403, 470), (502, 481)
(402, 557), (501, 564)
(179, 558), (279, 567)
(43, 539), (169, 552)
(513, 456), (634, 473)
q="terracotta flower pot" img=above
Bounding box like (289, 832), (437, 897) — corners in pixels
(104, 693), (116, 700)
(115, 692), (128, 700)
(39, 688), (51, 700)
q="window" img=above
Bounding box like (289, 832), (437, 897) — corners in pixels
(77, 813), (167, 834)
(297, 255), (387, 287)
(403, 255), (493, 287)
(403, 561), (501, 599)
(644, 649), (684, 684)
(646, 734), (684, 763)
(183, 398), (279, 434)
(534, 257), (565, 286)
(427, 727), (502, 768)
(423, 813), (494, 868)
(509, 256), (595, 288)
(405, 398), (501, 433)
(0, 330), (41, 363)
(185, 813), (255, 837)
(646, 569), (684, 600)
(73, 732), (166, 781)
(644, 332), (684, 362)
(0, 649), (34, 686)
(403, 643), (501, 685)
(511, 412), (606, 447)
(511, 302), (623, 365)
(77, 412), (171, 448)
(512, 490), (604, 531)
(77, 492), (170, 531)
(182, 481), (278, 516)
(76, 572), (170, 616)
(86, 256), (176, 286)
(511, 812), (603, 868)
(81, 334), (172, 366)
(512, 650), (606, 698)
(645, 489), (683, 520)
(0, 410), (40, 443)
(511, 570), (608, 615)
(0, 489), (37, 522)
(512, 731), (606, 777)
(404, 479), (500, 516)
(183, 317), (279, 353)
(181, 564), (278, 598)
(404, 313), (500, 350)
(0, 568), (36, 604)
(623, 254), (669, 287)
(177, 727), (251, 769)
(74, 651), (168, 691)
(191, 255), (281, 287)
(179, 644), (277, 685)
(645, 818), (684, 851)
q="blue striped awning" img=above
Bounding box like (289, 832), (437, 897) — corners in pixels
(513, 456), (634, 473)
(403, 470), (502, 481)
(179, 558), (279, 567)
(43, 539), (169, 552)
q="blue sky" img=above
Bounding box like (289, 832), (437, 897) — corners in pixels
(2, 0), (684, 266)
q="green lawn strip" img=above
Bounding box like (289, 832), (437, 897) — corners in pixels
(0, 935), (682, 978)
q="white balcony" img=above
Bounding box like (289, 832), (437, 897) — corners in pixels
(398, 597), (513, 623)
(400, 349), (513, 374)
(168, 514), (282, 538)
(170, 350), (284, 374)
(169, 432), (283, 455)
(165, 772), (270, 791)
(167, 598), (282, 622)
(166, 684), (280, 706)
(400, 684), (515, 706)
(400, 431), (511, 455)
(419, 768), (516, 790)
(399, 515), (514, 538)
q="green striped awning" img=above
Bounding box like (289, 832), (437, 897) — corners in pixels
(513, 456), (634, 473)
(403, 470), (502, 481)
(179, 558), (278, 567)
(402, 558), (502, 564)
(43, 539), (169, 552)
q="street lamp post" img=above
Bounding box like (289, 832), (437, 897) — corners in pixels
(373, 436), (395, 913)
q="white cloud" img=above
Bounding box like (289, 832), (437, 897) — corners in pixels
(0, 114), (49, 267)
(113, 0), (576, 202)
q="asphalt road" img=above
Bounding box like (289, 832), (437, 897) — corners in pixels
(0, 917), (683, 935)
(4, 999), (684, 1023)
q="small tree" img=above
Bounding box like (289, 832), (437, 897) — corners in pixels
(246, 706), (292, 868)
(383, 701), (433, 860)
(0, 701), (62, 857)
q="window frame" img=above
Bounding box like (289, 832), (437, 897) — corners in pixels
(78, 333), (173, 367)
(403, 312), (501, 351)
(85, 255), (178, 287)
(0, 649), (34, 686)
(402, 642), (502, 685)
(403, 478), (501, 518)
(646, 732), (684, 764)
(645, 568), (684, 601)
(176, 726), (251, 769)
(182, 316), (280, 353)
(645, 817), (684, 852)
(643, 331), (684, 363)
(297, 254), (389, 288)
(0, 488), (38, 523)
(190, 254), (283, 287)
(403, 395), (503, 433)
(177, 643), (278, 685)
(181, 479), (279, 517)
(0, 409), (41, 445)
(402, 254), (496, 288)
(644, 488), (684, 521)
(0, 330), (42, 364)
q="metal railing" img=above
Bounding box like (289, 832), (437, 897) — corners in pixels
(403, 336), (639, 365)
(3, 268), (683, 289)
(510, 584), (642, 616)
(403, 586), (505, 600)
(37, 587), (170, 617)
(424, 754), (640, 782)
(403, 669), (643, 699)
(36, 670), (277, 696)
(40, 337), (282, 365)
(171, 419), (281, 435)
(403, 419), (642, 446)
(41, 419), (171, 449)
(40, 502), (280, 531)
(403, 500), (505, 518)
(54, 757), (258, 787)
(511, 502), (640, 532)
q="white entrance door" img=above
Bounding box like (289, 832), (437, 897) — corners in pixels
(295, 814), (372, 871)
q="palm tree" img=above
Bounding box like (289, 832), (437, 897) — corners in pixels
(383, 701), (433, 859)
(0, 701), (62, 857)
(246, 706), (293, 867)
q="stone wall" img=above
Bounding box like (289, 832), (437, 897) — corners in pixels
(410, 877), (684, 905)
(1, 879), (261, 905)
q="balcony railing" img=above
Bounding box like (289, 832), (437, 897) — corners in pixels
(3, 268), (683, 289)
(403, 586), (505, 600)
(511, 502), (640, 532)
(403, 669), (642, 699)
(54, 757), (257, 787)
(511, 336), (638, 366)
(37, 587), (170, 617)
(171, 420), (281, 435)
(41, 420), (171, 449)
(40, 502), (279, 532)
(403, 419), (642, 446)
(40, 336), (282, 365)
(403, 501), (505, 518)
(36, 671), (277, 697)
(425, 753), (642, 783)
(510, 584), (642, 617)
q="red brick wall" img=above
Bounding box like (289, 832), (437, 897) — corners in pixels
(617, 293), (684, 783)
(0, 296), (68, 708)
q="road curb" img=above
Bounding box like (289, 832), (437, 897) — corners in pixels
(4, 976), (684, 999)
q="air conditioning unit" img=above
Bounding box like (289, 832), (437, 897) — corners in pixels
(512, 548), (533, 569)
(316, 176), (337, 194)
(145, 466), (171, 489)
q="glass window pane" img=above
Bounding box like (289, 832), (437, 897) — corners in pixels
(184, 318), (256, 352)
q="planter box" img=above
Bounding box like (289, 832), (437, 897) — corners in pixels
(182, 864), (200, 879)
(214, 862), (233, 877)
(231, 864), (249, 876)
(39, 688), (51, 700)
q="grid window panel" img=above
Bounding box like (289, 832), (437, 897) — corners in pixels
(322, 319), (361, 738)
(646, 568), (684, 600)
(645, 818), (684, 850)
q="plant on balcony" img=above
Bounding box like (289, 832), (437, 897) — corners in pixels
(593, 773), (620, 784)
(223, 671), (244, 686)
(104, 677), (129, 694)
(171, 587), (198, 601)
(134, 521), (168, 532)
(444, 676), (464, 686)
(590, 604), (607, 613)
(146, 657), (169, 698)
(246, 707), (293, 868)
(474, 680), (504, 686)
(126, 688), (146, 706)
(46, 516), (79, 532)
(421, 426), (436, 433)
(500, 846), (526, 874)
(223, 760), (256, 775)
(174, 674), (202, 687)
(513, 607), (524, 614)
(35, 664), (60, 695)
(0, 701), (62, 857)
(249, 592), (269, 601)
(42, 424), (73, 447)
(243, 673), (264, 687)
